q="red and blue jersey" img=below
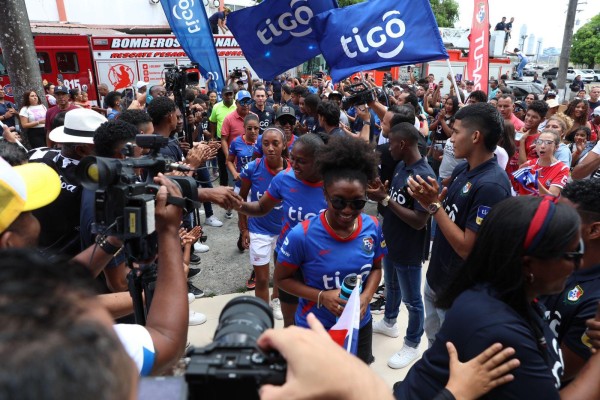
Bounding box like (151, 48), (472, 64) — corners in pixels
(228, 136), (256, 173)
(253, 133), (298, 158)
(277, 213), (387, 329)
(265, 168), (327, 250)
(239, 158), (290, 235)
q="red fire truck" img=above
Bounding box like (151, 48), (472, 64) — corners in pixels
(0, 34), (255, 104)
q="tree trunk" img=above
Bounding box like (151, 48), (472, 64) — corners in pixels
(0, 0), (46, 109)
(556, 0), (578, 103)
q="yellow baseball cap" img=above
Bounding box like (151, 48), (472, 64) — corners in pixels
(0, 157), (61, 233)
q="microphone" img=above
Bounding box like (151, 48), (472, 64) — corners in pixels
(168, 163), (193, 172)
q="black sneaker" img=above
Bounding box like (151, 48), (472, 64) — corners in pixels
(188, 267), (201, 278)
(246, 270), (256, 290)
(374, 283), (385, 298)
(369, 297), (385, 315)
(188, 282), (205, 298)
(190, 253), (201, 265)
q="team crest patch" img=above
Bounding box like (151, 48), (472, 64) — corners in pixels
(582, 332), (592, 349)
(476, 205), (491, 225)
(461, 182), (472, 195)
(566, 285), (584, 303)
(362, 237), (374, 253)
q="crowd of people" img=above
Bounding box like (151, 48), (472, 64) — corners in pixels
(1, 32), (600, 399)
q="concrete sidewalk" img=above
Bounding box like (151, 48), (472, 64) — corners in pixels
(187, 291), (428, 389)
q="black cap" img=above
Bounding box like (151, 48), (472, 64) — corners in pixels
(222, 85), (235, 94)
(54, 85), (69, 94)
(328, 91), (343, 100)
(276, 105), (296, 119)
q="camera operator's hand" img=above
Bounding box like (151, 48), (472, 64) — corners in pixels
(321, 289), (346, 318)
(355, 105), (370, 122)
(257, 313), (393, 400)
(200, 186), (243, 210)
(154, 173), (183, 230)
(179, 140), (191, 153)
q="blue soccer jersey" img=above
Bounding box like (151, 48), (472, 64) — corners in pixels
(277, 213), (387, 329)
(253, 133), (298, 158)
(239, 158), (290, 235)
(228, 136), (256, 173)
(265, 168), (327, 250)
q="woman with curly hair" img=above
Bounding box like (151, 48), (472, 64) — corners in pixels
(275, 135), (384, 364)
(565, 99), (591, 135)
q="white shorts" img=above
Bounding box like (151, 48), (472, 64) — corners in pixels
(249, 232), (278, 266)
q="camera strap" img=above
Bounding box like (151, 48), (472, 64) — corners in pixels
(166, 195), (201, 214)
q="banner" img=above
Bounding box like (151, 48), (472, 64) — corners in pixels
(313, 0), (448, 83)
(329, 279), (360, 355)
(160, 0), (225, 93)
(227, 0), (338, 81)
(467, 0), (489, 93)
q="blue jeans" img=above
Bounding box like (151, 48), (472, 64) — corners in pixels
(383, 257), (424, 348)
(424, 280), (446, 348)
(195, 166), (214, 218)
(517, 59), (527, 78)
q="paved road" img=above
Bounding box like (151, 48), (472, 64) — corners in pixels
(189, 201), (380, 297)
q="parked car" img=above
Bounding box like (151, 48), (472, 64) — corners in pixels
(581, 69), (600, 82)
(504, 80), (545, 101)
(542, 67), (559, 79)
(567, 69), (594, 83)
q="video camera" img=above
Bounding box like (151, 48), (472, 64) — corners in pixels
(139, 296), (287, 400)
(341, 81), (377, 109)
(76, 134), (200, 261)
(230, 67), (244, 79)
(164, 63), (201, 94)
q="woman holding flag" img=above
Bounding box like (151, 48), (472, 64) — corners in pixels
(275, 135), (384, 364)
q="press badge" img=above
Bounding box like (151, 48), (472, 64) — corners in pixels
(476, 206), (491, 225)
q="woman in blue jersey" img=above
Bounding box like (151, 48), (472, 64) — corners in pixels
(395, 196), (600, 400)
(275, 136), (384, 364)
(227, 114), (259, 193)
(238, 126), (290, 320)
(238, 133), (329, 327)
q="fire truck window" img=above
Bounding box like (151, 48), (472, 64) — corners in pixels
(37, 52), (51, 74)
(56, 52), (79, 73)
(0, 54), (7, 76)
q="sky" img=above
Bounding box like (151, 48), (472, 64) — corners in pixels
(456, 0), (600, 51)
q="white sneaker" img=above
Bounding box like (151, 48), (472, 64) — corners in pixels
(204, 215), (223, 227)
(373, 319), (400, 338)
(387, 345), (420, 369)
(270, 298), (283, 320)
(188, 293), (196, 304)
(194, 242), (210, 253)
(189, 310), (207, 326)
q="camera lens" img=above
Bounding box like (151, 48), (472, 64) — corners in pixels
(213, 296), (273, 347)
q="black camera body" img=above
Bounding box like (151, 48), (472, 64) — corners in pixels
(230, 67), (243, 79)
(164, 63), (201, 93)
(341, 81), (377, 109)
(77, 135), (199, 260)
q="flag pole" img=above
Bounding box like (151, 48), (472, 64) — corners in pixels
(446, 59), (464, 106)
(345, 274), (362, 352)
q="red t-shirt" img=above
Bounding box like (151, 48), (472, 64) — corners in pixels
(515, 159), (570, 196)
(506, 131), (540, 191)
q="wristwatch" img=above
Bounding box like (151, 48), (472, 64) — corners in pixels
(363, 121), (371, 125)
(380, 195), (391, 207)
(427, 202), (443, 215)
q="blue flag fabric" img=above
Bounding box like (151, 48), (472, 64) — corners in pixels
(313, 0), (449, 82)
(160, 0), (225, 93)
(227, 0), (338, 80)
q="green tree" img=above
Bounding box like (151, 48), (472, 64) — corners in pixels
(570, 14), (600, 68)
(254, 0), (459, 27)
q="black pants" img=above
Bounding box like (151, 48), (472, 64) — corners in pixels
(27, 127), (46, 149)
(357, 319), (374, 365)
(217, 148), (228, 187)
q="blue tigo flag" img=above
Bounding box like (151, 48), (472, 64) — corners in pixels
(227, 0), (338, 80)
(313, 0), (449, 82)
(160, 0), (225, 93)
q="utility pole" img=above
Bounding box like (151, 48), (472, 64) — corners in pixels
(557, 0), (578, 103)
(0, 0), (46, 109)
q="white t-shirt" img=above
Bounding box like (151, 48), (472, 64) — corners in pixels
(19, 104), (46, 128)
(494, 146), (509, 169)
(378, 116), (420, 145)
(114, 323), (156, 376)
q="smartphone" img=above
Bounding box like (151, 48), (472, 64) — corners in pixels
(428, 83), (435, 91)
(455, 73), (463, 83)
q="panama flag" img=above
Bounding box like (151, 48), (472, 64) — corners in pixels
(328, 278), (361, 355)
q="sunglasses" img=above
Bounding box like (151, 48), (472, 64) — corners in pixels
(561, 238), (585, 268)
(279, 118), (296, 126)
(326, 194), (368, 211)
(238, 98), (252, 106)
(534, 139), (555, 146)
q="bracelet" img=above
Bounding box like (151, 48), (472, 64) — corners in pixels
(362, 121), (371, 125)
(317, 290), (324, 309)
(96, 235), (124, 257)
